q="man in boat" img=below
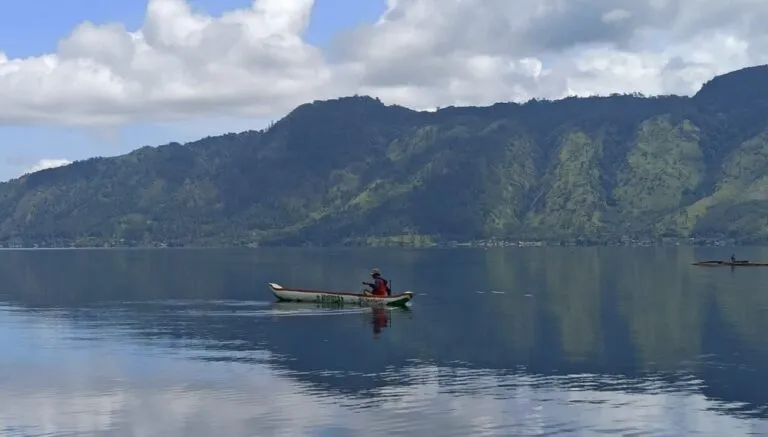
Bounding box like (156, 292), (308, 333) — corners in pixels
(363, 268), (391, 296)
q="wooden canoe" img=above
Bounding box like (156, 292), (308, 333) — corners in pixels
(268, 282), (414, 308)
(692, 260), (768, 267)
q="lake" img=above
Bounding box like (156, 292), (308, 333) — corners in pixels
(0, 246), (767, 436)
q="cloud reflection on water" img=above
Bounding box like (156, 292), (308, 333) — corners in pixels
(2, 246), (768, 436)
(0, 307), (767, 437)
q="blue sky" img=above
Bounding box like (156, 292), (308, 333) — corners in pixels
(0, 0), (386, 181)
(0, 0), (758, 181)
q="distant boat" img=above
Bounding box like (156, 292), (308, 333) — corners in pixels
(692, 260), (768, 267)
(268, 282), (414, 307)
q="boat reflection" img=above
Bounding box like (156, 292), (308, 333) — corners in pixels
(372, 307), (389, 335)
(268, 301), (407, 337)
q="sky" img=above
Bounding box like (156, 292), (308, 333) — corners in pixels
(0, 0), (766, 181)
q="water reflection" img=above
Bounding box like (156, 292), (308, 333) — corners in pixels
(0, 248), (767, 436)
(370, 307), (387, 335)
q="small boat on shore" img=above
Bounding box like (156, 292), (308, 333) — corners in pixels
(268, 282), (414, 308)
(692, 260), (768, 267)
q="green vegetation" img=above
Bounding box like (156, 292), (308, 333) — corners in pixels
(529, 131), (606, 238)
(615, 116), (703, 215)
(5, 66), (768, 247)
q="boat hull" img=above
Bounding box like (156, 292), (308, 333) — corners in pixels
(693, 261), (768, 267)
(268, 283), (414, 308)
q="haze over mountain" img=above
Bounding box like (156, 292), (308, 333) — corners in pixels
(2, 65), (768, 247)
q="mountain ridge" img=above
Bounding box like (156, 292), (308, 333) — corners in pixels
(4, 65), (768, 247)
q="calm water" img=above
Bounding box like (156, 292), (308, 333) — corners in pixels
(0, 247), (767, 436)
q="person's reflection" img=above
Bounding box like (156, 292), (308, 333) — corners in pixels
(371, 307), (389, 335)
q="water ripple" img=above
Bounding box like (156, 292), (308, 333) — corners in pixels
(2, 247), (768, 436)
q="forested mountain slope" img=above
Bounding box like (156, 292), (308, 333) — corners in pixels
(3, 65), (768, 246)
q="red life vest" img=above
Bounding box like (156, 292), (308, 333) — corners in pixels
(372, 278), (388, 296)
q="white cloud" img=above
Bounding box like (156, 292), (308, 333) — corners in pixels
(602, 9), (633, 23)
(0, 0), (339, 126)
(24, 158), (73, 174)
(0, 0), (767, 127)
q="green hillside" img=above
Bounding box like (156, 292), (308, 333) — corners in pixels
(5, 65), (768, 247)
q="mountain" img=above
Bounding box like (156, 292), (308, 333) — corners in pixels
(5, 65), (768, 247)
